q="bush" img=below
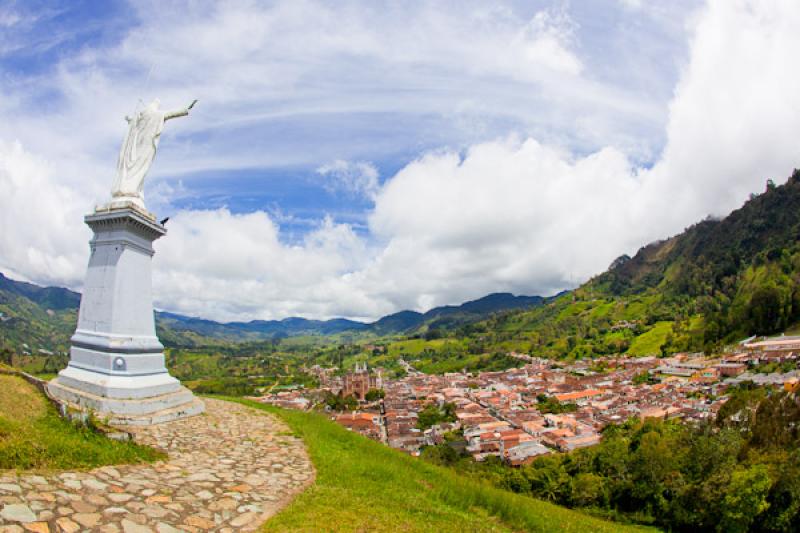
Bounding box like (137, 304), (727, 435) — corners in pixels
(364, 388), (385, 401)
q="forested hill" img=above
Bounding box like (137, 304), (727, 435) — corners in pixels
(599, 169), (800, 345)
(600, 170), (800, 299)
(469, 169), (800, 358)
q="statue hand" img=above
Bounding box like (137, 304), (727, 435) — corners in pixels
(188, 99), (198, 110)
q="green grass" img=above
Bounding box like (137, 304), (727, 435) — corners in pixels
(627, 321), (673, 356)
(415, 354), (486, 374)
(229, 399), (654, 532)
(589, 300), (616, 319)
(556, 301), (592, 321)
(387, 338), (446, 356)
(0, 374), (164, 470)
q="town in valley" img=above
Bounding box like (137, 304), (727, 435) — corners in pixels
(257, 335), (800, 465)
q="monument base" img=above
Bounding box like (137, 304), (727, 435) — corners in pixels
(48, 377), (205, 426)
(46, 206), (204, 427)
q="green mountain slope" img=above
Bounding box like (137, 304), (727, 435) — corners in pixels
(464, 169), (800, 358)
(0, 278), (76, 355)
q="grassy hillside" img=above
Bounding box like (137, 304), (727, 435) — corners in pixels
(233, 399), (652, 532)
(0, 372), (163, 470)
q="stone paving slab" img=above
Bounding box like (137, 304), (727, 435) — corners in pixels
(0, 399), (314, 532)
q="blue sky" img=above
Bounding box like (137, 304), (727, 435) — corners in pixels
(2, 1), (799, 321)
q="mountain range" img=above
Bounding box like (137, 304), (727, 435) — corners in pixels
(0, 270), (547, 351)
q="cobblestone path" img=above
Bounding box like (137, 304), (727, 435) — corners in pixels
(0, 399), (314, 532)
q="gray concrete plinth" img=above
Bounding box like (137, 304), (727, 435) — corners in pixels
(48, 207), (203, 425)
(48, 379), (205, 425)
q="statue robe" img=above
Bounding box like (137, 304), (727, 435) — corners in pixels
(112, 106), (166, 199)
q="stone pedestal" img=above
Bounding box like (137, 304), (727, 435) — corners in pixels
(48, 206), (204, 425)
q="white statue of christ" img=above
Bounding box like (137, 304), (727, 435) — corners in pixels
(111, 98), (197, 208)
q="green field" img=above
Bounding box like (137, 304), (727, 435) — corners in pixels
(231, 399), (653, 533)
(627, 321), (673, 356)
(0, 373), (163, 470)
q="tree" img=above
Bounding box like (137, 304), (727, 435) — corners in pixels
(749, 392), (800, 449)
(417, 404), (443, 430)
(324, 391), (359, 411)
(570, 472), (607, 507)
(747, 286), (786, 335)
(343, 394), (359, 411)
(0, 347), (12, 366)
(364, 388), (385, 402)
(629, 429), (680, 517)
(416, 402), (457, 430)
(526, 455), (571, 503)
(420, 442), (460, 466)
(719, 464), (771, 533)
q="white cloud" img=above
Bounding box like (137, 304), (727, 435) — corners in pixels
(639, 0), (800, 230)
(618, 0), (643, 9)
(0, 141), (89, 285)
(317, 160), (380, 200)
(2, 0), (800, 322)
(349, 0), (800, 317)
(516, 9), (583, 76)
(152, 209), (374, 321)
(0, 9), (21, 28)
(358, 138), (641, 312)
(0, 0), (670, 184)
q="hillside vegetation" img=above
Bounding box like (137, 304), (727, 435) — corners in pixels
(0, 372), (162, 470)
(233, 399), (651, 533)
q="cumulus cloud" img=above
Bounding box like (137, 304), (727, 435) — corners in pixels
(639, 0), (800, 230)
(152, 209), (373, 321)
(366, 139), (639, 306)
(2, 0), (800, 322)
(348, 0), (800, 316)
(0, 141), (89, 284)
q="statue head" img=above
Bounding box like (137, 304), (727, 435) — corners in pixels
(147, 98), (161, 111)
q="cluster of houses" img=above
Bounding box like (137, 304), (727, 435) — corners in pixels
(255, 335), (800, 466)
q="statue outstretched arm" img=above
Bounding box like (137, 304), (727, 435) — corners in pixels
(164, 100), (198, 121)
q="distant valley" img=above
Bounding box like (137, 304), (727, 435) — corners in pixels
(0, 271), (548, 352)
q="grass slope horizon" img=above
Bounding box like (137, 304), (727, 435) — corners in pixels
(233, 398), (652, 532)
